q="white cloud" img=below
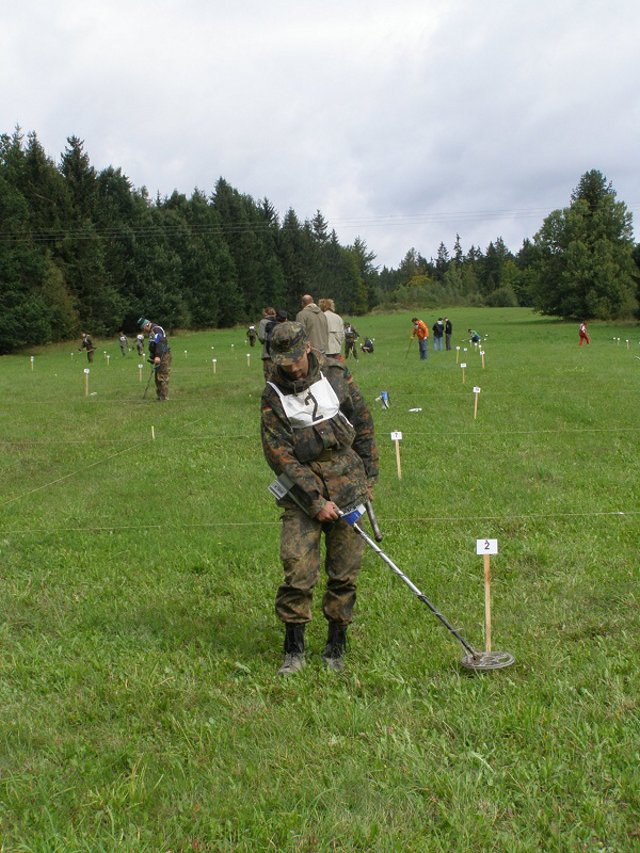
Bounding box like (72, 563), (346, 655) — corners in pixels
(2, 0), (638, 267)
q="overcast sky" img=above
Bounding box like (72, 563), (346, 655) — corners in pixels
(2, 0), (638, 269)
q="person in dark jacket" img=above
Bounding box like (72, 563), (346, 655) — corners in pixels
(432, 318), (444, 351)
(444, 317), (452, 351)
(261, 322), (379, 675)
(138, 317), (171, 400)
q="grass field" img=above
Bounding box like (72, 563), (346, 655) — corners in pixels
(0, 308), (638, 851)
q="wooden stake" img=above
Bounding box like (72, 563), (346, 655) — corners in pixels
(484, 553), (492, 652)
(395, 440), (402, 479)
(391, 431), (403, 480)
(473, 388), (480, 420)
(151, 425), (155, 440)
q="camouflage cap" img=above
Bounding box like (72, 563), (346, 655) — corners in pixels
(269, 321), (309, 365)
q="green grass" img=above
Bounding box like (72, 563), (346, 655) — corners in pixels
(0, 308), (638, 851)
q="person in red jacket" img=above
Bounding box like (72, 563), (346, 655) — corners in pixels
(411, 317), (429, 360)
(579, 321), (590, 346)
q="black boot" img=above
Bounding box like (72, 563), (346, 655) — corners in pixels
(322, 622), (347, 671)
(277, 623), (306, 676)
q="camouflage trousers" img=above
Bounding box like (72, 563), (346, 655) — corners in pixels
(155, 352), (172, 400)
(276, 507), (366, 625)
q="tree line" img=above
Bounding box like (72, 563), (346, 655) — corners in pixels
(1, 127), (638, 353)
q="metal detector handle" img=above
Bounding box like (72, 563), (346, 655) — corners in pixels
(365, 499), (383, 542)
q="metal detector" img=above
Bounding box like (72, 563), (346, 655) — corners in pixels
(345, 513), (515, 672)
(267, 475), (514, 672)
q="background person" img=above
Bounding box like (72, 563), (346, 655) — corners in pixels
(319, 298), (345, 361)
(432, 318), (444, 351)
(344, 321), (359, 359)
(261, 321), (379, 676)
(467, 328), (481, 344)
(411, 317), (429, 359)
(258, 307), (277, 378)
(444, 317), (452, 350)
(138, 317), (171, 401)
(80, 332), (94, 363)
(136, 333), (145, 356)
(296, 294), (329, 354)
(247, 324), (258, 346)
(579, 321), (590, 346)
(360, 336), (374, 354)
(119, 332), (128, 356)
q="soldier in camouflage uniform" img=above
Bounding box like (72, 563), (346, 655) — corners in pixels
(138, 317), (172, 401)
(261, 321), (379, 675)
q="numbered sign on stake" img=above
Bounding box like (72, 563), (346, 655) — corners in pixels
(477, 539), (498, 555)
(391, 431), (403, 480)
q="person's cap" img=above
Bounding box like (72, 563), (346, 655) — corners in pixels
(269, 321), (309, 365)
(275, 309), (288, 322)
(138, 317), (150, 329)
(411, 317), (418, 322)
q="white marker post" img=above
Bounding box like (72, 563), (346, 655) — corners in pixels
(246, 353), (251, 367)
(138, 363), (144, 381)
(473, 386), (481, 420)
(476, 538), (498, 652)
(212, 358), (217, 374)
(480, 349), (485, 369)
(184, 350), (188, 358)
(626, 339), (630, 350)
(456, 346), (460, 364)
(106, 354), (110, 366)
(30, 356), (35, 371)
(460, 362), (467, 384)
(84, 367), (90, 397)
(151, 425), (155, 440)
(391, 431), (403, 480)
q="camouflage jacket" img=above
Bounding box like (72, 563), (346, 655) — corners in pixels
(261, 353), (379, 517)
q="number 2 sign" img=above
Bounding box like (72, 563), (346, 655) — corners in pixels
(476, 538), (498, 555)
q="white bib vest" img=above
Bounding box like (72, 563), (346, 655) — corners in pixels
(268, 373), (341, 429)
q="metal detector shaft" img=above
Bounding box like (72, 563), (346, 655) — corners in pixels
(351, 520), (478, 657)
(365, 499), (383, 542)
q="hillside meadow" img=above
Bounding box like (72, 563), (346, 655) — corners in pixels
(0, 308), (638, 851)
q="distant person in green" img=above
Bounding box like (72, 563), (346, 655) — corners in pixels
(119, 332), (128, 356)
(80, 332), (94, 363)
(468, 328), (481, 344)
(344, 322), (359, 359)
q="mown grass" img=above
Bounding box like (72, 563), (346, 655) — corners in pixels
(0, 308), (638, 851)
